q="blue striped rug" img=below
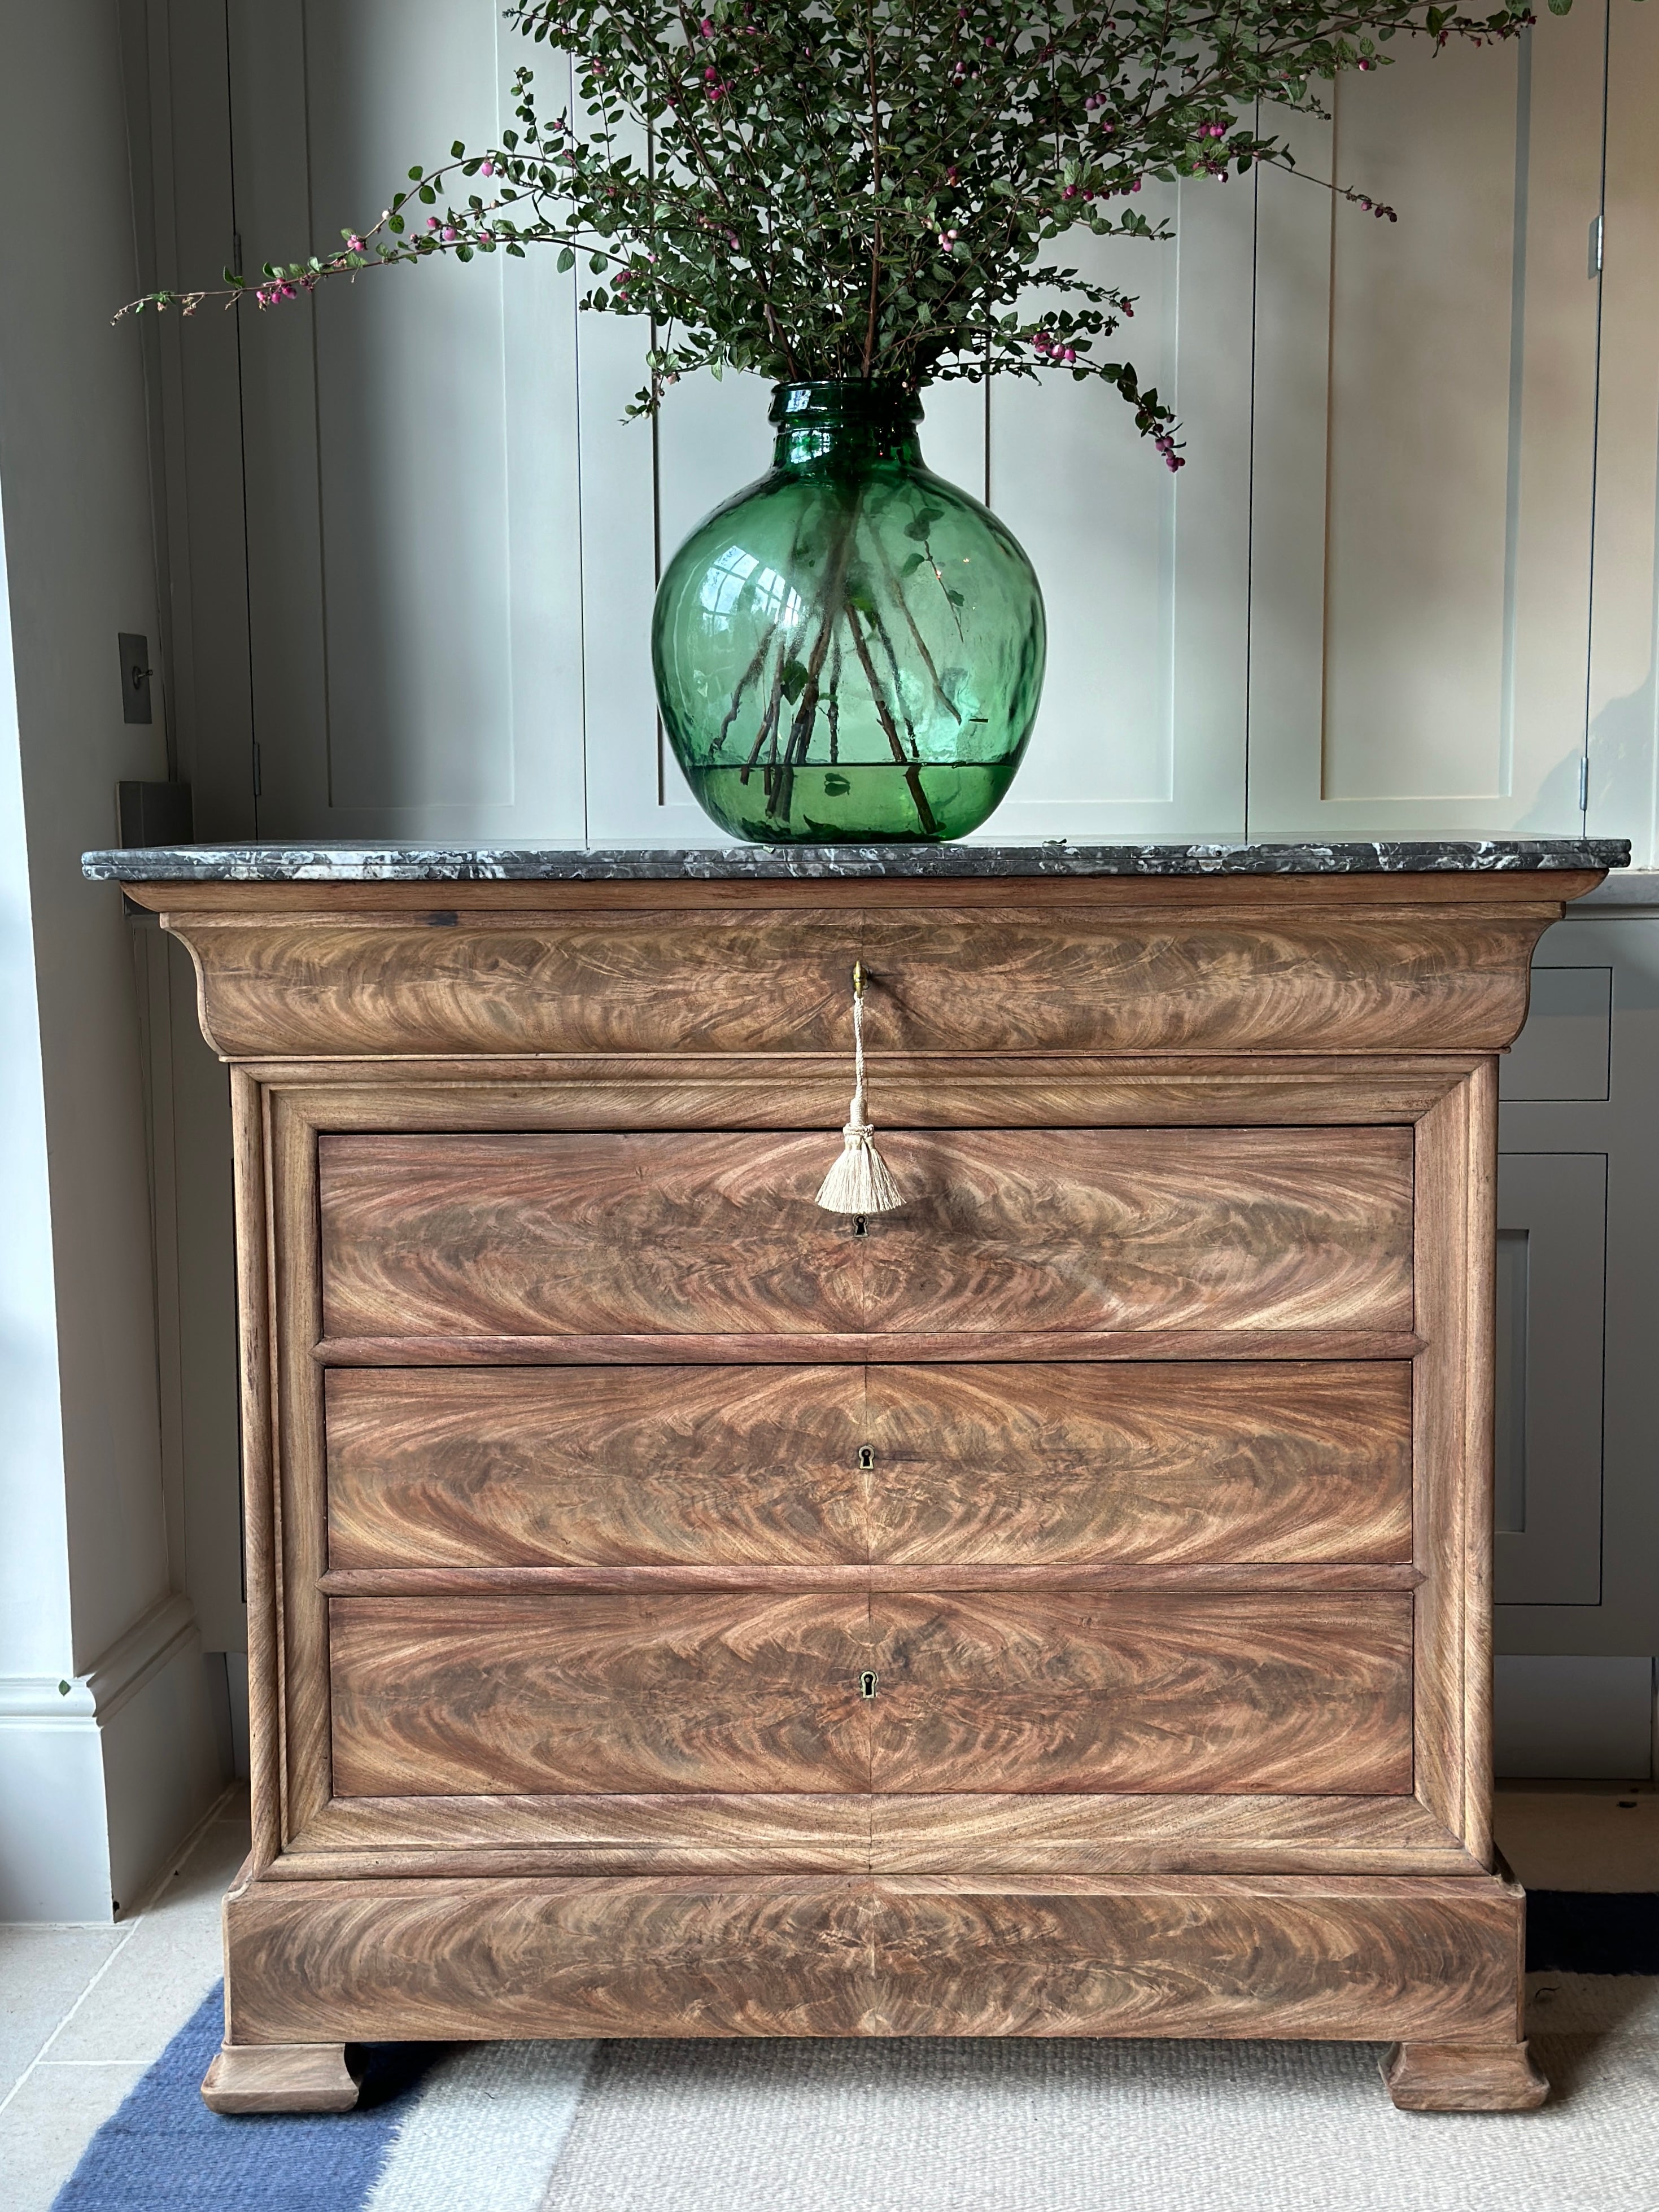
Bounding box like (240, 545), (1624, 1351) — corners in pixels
(50, 1990), (593, 2212)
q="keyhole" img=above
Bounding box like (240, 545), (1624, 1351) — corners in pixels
(858, 1445), (875, 1471)
(852, 1215), (868, 1238)
(859, 1671), (879, 1700)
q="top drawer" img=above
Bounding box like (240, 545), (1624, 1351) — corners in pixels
(318, 1126), (1412, 1343)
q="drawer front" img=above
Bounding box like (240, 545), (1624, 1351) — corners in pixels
(318, 1126), (1413, 1341)
(325, 1366), (868, 1568)
(177, 902), (1543, 1060)
(870, 1593), (1413, 1796)
(328, 1592), (1410, 1800)
(329, 1594), (872, 1797)
(326, 1361), (1411, 1570)
(868, 1362), (1411, 1566)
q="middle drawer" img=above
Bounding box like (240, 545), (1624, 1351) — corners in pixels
(325, 1361), (1413, 1570)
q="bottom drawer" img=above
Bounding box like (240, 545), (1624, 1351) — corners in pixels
(328, 1590), (1412, 1799)
(226, 1871), (1525, 2044)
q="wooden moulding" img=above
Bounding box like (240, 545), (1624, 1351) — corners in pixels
(157, 894), (1574, 1060)
(222, 1871), (1529, 2047)
(243, 1057), (1483, 1129)
(280, 1790), (1482, 1879)
(1410, 1065), (1496, 1866)
(313, 1328), (1428, 1368)
(317, 1565), (1425, 1594)
(229, 1072), (281, 1876)
(200, 2040), (360, 2115)
(1381, 2041), (1548, 2113)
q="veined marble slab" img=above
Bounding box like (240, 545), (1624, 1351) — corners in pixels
(82, 838), (1630, 883)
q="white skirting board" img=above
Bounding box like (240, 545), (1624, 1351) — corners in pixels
(0, 1594), (222, 1920)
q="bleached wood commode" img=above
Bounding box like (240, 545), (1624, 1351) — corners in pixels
(84, 837), (1626, 2114)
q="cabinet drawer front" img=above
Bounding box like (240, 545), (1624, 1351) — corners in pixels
(329, 1591), (1409, 1800)
(318, 1126), (1412, 1341)
(868, 1362), (1411, 1566)
(325, 1362), (1412, 1570)
(871, 1593), (1413, 1797)
(866, 1128), (1412, 1334)
(329, 1595), (873, 1796)
(326, 1367), (868, 1568)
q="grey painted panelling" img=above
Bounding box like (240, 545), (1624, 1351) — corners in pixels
(1494, 1656), (1654, 1779)
(1493, 1152), (1607, 1605)
(228, 1), (587, 841)
(1499, 913), (1659, 1656)
(144, 1), (1659, 855)
(1248, 10), (1610, 841)
(1500, 967), (1612, 1101)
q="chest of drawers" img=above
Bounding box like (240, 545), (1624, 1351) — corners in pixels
(113, 853), (1613, 2115)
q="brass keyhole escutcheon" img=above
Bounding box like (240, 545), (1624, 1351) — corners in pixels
(852, 1214), (868, 1238)
(859, 1671), (879, 1700)
(858, 1445), (875, 1471)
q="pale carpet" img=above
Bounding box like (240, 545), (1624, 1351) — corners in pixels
(540, 1975), (1659, 2212)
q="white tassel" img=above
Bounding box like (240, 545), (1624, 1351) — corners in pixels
(815, 965), (904, 1216)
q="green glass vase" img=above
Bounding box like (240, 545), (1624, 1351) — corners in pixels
(652, 381), (1046, 843)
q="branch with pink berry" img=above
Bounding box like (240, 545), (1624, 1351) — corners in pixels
(120, 0), (1550, 467)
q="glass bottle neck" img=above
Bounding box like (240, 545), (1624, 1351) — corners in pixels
(769, 381), (924, 473)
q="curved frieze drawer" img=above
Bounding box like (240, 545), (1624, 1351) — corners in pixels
(167, 900), (1547, 1060)
(317, 1126), (1413, 1344)
(324, 1361), (1412, 1570)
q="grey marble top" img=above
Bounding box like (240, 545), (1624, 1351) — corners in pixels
(82, 838), (1630, 884)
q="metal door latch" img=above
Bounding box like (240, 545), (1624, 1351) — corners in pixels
(859, 1671), (879, 1699)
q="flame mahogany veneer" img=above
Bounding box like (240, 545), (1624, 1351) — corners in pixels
(121, 867), (1606, 2117)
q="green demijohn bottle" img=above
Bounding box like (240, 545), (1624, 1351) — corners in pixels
(652, 381), (1046, 843)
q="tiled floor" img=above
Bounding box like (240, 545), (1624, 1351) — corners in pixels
(0, 1783), (1652, 2211)
(0, 1786), (248, 2212)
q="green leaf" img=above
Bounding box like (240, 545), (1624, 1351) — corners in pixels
(557, 247), (576, 272)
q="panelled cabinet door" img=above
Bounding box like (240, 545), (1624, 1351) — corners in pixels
(206, 0), (1647, 850)
(972, 176), (1255, 844)
(1587, 3), (1659, 867)
(226, 2), (588, 843)
(1492, 1149), (1608, 1605)
(1248, 10), (1608, 840)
